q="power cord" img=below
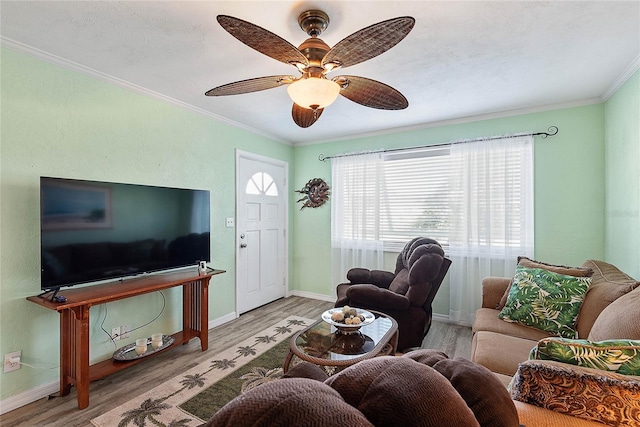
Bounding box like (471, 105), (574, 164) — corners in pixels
(100, 291), (167, 349)
(9, 357), (58, 370)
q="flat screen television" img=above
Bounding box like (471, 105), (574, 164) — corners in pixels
(40, 177), (211, 291)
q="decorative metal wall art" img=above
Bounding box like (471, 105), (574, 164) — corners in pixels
(296, 178), (330, 210)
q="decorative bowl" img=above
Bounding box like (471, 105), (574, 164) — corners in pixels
(321, 308), (375, 334)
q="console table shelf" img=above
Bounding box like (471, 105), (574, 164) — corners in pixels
(27, 268), (225, 409)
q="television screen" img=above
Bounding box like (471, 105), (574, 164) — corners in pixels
(40, 177), (210, 290)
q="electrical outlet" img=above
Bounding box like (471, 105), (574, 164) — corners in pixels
(120, 324), (131, 339)
(4, 351), (21, 373)
(111, 326), (121, 341)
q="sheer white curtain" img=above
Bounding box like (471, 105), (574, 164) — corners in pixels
(448, 136), (534, 325)
(331, 152), (384, 291)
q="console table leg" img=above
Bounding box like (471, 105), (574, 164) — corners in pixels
(200, 281), (209, 351)
(59, 310), (73, 397)
(59, 306), (91, 408)
(182, 280), (210, 352)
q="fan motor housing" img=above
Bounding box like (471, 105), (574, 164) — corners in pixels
(298, 37), (330, 64)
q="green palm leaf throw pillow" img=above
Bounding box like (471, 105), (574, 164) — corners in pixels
(499, 266), (591, 338)
(530, 337), (640, 375)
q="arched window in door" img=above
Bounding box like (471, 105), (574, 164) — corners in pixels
(245, 172), (279, 196)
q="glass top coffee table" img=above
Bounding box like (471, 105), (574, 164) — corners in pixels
(283, 310), (398, 375)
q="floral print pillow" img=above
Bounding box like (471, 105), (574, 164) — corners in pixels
(529, 337), (640, 375)
(499, 266), (591, 338)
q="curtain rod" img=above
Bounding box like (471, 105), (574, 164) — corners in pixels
(318, 126), (558, 162)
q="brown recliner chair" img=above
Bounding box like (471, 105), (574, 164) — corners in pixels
(335, 237), (451, 351)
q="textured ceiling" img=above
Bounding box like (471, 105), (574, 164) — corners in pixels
(1, 1), (639, 145)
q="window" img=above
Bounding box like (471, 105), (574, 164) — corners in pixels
(245, 172), (278, 196)
(332, 137), (533, 253)
(380, 148), (450, 249)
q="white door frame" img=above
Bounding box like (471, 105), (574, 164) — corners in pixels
(235, 149), (289, 316)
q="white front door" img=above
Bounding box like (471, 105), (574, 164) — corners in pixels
(236, 151), (287, 314)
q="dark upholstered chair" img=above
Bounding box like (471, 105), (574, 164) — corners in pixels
(335, 237), (451, 351)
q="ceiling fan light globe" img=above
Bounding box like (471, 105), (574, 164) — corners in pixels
(287, 77), (340, 110)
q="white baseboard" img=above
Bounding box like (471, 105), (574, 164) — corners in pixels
(432, 313), (451, 324)
(288, 290), (335, 303)
(208, 311), (237, 330)
(0, 380), (59, 415)
(433, 313), (473, 327)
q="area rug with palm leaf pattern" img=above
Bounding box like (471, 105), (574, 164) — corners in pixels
(91, 316), (313, 427)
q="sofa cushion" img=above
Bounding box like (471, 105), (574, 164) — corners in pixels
(403, 350), (520, 426)
(589, 286), (640, 341)
(282, 361), (330, 381)
(430, 356), (520, 427)
(529, 337), (640, 375)
(510, 360), (640, 427)
(493, 372), (513, 388)
(473, 308), (553, 342)
(578, 260), (640, 339)
(325, 356), (481, 426)
(471, 331), (538, 376)
(513, 400), (623, 427)
(497, 257), (593, 309)
(204, 377), (374, 427)
(499, 266), (591, 338)
(517, 257), (594, 277)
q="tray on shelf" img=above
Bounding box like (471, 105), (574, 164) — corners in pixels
(113, 335), (174, 361)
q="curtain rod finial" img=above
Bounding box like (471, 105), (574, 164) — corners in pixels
(541, 126), (558, 138)
(319, 154), (327, 162)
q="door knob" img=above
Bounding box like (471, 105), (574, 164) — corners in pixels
(240, 243), (247, 248)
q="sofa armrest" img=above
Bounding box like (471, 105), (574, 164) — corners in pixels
(345, 284), (411, 310)
(346, 268), (395, 288)
(481, 277), (511, 309)
(513, 400), (608, 427)
(510, 359), (640, 427)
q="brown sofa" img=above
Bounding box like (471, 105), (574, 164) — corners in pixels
(204, 349), (521, 427)
(471, 259), (640, 426)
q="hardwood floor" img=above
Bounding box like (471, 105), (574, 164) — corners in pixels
(0, 296), (471, 427)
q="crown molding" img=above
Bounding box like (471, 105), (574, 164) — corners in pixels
(601, 55), (640, 101)
(0, 37), (291, 145)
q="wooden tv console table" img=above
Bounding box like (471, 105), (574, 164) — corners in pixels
(27, 268), (225, 409)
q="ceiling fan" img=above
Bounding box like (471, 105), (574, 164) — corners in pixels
(205, 10), (415, 128)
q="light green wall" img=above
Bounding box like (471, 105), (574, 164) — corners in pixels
(1, 44), (636, 405)
(0, 47), (292, 400)
(292, 104), (606, 316)
(604, 70), (640, 278)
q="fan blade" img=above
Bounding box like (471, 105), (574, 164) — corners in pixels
(335, 76), (408, 110)
(217, 15), (309, 68)
(205, 75), (295, 96)
(292, 103), (323, 128)
(322, 17), (415, 69)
